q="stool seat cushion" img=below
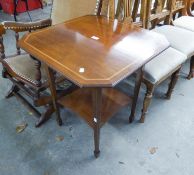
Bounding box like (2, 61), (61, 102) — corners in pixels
(173, 16), (194, 32)
(144, 47), (187, 84)
(153, 25), (194, 58)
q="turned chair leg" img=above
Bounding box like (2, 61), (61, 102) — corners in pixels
(140, 83), (154, 123)
(5, 85), (20, 99)
(166, 68), (181, 99)
(188, 56), (194, 80)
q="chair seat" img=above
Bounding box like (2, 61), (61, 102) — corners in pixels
(3, 54), (48, 86)
(173, 16), (194, 32)
(144, 47), (187, 84)
(153, 25), (194, 58)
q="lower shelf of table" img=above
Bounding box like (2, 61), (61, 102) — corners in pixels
(58, 88), (132, 128)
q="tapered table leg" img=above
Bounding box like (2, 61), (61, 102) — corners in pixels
(129, 67), (143, 123)
(45, 66), (62, 126)
(93, 88), (102, 158)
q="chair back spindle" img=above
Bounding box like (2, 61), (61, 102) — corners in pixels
(96, 0), (115, 19)
(115, 0), (147, 27)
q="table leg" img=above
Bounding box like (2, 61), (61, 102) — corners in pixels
(45, 66), (62, 126)
(93, 88), (102, 158)
(129, 67), (143, 123)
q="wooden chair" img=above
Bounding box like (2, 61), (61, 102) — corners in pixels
(124, 0), (188, 122)
(0, 0), (100, 127)
(0, 19), (69, 127)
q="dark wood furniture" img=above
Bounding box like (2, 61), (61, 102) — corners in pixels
(0, 19), (75, 127)
(19, 15), (169, 157)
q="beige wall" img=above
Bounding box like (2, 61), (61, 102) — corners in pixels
(51, 0), (97, 24)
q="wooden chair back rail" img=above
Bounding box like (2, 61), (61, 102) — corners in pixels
(144, 0), (186, 29)
(144, 0), (171, 28)
(3, 19), (52, 56)
(114, 0), (147, 28)
(148, 0), (187, 27)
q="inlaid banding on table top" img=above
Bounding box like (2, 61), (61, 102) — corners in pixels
(19, 15), (170, 86)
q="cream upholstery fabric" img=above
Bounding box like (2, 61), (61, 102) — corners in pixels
(51, 0), (97, 24)
(153, 25), (194, 58)
(4, 54), (47, 86)
(144, 47), (187, 84)
(173, 16), (194, 32)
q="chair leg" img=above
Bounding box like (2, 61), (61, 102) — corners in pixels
(140, 83), (154, 123)
(5, 85), (20, 99)
(166, 68), (181, 100)
(187, 56), (194, 80)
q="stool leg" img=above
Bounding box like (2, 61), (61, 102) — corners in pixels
(166, 68), (181, 99)
(140, 83), (154, 123)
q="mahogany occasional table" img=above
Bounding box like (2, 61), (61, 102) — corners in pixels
(19, 15), (169, 157)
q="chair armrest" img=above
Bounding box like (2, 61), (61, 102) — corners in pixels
(2, 19), (52, 32)
(0, 24), (5, 35)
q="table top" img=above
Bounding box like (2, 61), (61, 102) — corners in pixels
(19, 15), (170, 87)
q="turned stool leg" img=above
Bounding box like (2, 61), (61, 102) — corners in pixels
(188, 56), (194, 80)
(140, 83), (154, 123)
(166, 68), (181, 99)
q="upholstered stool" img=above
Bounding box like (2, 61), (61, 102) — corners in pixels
(173, 16), (194, 32)
(153, 25), (194, 79)
(140, 47), (187, 123)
